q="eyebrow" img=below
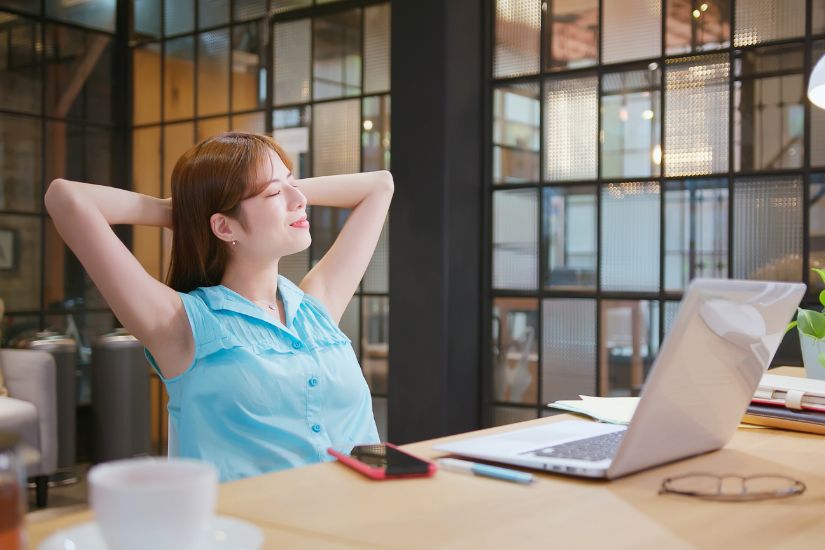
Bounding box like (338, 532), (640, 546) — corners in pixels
(268, 172), (293, 184)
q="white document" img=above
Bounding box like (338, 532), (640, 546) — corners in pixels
(547, 396), (640, 425)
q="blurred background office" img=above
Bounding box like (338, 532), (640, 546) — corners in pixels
(0, 0), (824, 506)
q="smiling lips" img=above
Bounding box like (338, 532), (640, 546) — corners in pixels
(290, 216), (309, 229)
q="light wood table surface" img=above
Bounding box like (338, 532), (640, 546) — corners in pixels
(28, 368), (825, 549)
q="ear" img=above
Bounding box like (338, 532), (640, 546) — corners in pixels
(209, 212), (238, 244)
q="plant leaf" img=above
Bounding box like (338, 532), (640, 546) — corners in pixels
(797, 308), (825, 339)
(820, 352), (825, 369)
(820, 288), (825, 309)
(812, 268), (825, 285)
(785, 320), (798, 334)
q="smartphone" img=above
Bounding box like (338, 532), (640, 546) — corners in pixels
(327, 443), (437, 480)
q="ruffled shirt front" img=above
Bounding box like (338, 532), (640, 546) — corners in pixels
(146, 276), (379, 482)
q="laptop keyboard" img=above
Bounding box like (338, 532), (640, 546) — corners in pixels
(527, 430), (625, 462)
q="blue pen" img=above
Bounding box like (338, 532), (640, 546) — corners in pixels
(437, 458), (534, 484)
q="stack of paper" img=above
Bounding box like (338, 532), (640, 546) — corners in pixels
(547, 396), (639, 425)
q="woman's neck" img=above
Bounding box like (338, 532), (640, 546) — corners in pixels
(219, 259), (281, 304)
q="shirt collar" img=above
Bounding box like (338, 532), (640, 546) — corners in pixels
(197, 275), (304, 330)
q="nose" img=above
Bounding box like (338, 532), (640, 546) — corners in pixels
(289, 185), (307, 211)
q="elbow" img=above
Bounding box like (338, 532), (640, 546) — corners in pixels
(44, 178), (78, 216)
(378, 170), (394, 195)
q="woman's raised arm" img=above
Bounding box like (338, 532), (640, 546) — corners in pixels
(45, 179), (192, 375)
(297, 170), (394, 323)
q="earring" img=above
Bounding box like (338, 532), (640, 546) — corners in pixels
(231, 240), (237, 246)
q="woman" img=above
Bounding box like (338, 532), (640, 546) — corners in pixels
(45, 132), (393, 482)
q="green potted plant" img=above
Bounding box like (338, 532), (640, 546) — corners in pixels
(787, 268), (825, 380)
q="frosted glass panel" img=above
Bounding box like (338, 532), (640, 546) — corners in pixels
(543, 186), (596, 289)
(313, 10), (361, 100)
(164, 36), (195, 120)
(232, 111), (265, 134)
(362, 95), (390, 172)
(546, 0), (598, 71)
(491, 407), (537, 427)
(663, 301), (681, 338)
(811, 174), (825, 292)
(363, 221), (388, 293)
(494, 0), (540, 78)
(234, 0), (266, 21)
(734, 0), (805, 47)
(232, 21), (267, 112)
(273, 19), (311, 106)
(133, 42), (161, 125)
(0, 18), (41, 115)
(339, 298), (360, 357)
(165, 0), (194, 36)
(372, 397), (387, 441)
(312, 99), (360, 176)
(664, 54), (729, 176)
(362, 297), (389, 394)
(198, 0), (229, 29)
(733, 176), (802, 281)
(197, 30), (230, 116)
(544, 75), (598, 182)
(0, 113), (41, 212)
(274, 106), (310, 179)
(600, 182), (661, 292)
(163, 123), (194, 195)
(601, 68), (661, 179)
(811, 41), (825, 167)
(364, 4), (390, 94)
(493, 189), (538, 290)
(600, 300), (659, 397)
(664, 179), (728, 291)
(666, 0), (730, 54)
(542, 299), (596, 404)
(602, 0), (661, 64)
(494, 83), (540, 184)
(493, 298), (539, 405)
(280, 248), (309, 285)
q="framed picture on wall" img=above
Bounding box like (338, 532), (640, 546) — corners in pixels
(0, 228), (18, 271)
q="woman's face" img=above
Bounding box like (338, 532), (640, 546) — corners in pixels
(233, 150), (311, 260)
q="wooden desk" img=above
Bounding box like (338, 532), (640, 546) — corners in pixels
(29, 412), (825, 549)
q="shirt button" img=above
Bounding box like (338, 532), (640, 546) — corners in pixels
(311, 424), (321, 433)
(308, 377), (319, 387)
(292, 341), (303, 349)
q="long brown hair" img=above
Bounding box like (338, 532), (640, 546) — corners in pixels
(165, 132), (293, 293)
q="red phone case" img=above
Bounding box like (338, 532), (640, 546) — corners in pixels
(327, 443), (437, 480)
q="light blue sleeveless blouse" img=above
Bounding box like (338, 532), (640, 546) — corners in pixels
(146, 276), (380, 482)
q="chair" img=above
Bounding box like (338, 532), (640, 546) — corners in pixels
(0, 348), (58, 508)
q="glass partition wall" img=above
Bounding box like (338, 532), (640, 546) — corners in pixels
(131, 0), (392, 445)
(487, 0), (825, 425)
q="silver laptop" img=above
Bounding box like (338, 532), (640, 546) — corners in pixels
(435, 279), (805, 479)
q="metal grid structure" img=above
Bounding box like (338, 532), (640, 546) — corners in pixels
(485, 0), (825, 426)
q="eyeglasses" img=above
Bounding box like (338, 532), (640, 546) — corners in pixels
(659, 473), (806, 502)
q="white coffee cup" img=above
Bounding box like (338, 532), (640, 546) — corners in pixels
(89, 457), (218, 550)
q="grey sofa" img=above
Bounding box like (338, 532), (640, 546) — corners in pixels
(0, 348), (58, 508)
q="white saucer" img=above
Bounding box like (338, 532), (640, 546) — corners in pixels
(39, 515), (263, 550)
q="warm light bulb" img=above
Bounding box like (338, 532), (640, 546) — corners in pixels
(809, 55), (825, 110)
(692, 9), (701, 18)
(642, 110), (654, 120)
(700, 3), (708, 11)
(363, 120), (374, 131)
(652, 145), (662, 165)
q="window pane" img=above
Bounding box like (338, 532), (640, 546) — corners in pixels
(133, 42), (161, 125)
(274, 106), (310, 179)
(313, 9), (361, 100)
(164, 36), (195, 120)
(734, 45), (804, 171)
(372, 397), (387, 441)
(601, 182), (660, 292)
(602, 0), (661, 64)
(163, 123), (194, 195)
(811, 41), (825, 167)
(198, 0), (229, 29)
(494, 83), (540, 184)
(601, 67), (661, 179)
(811, 174), (825, 292)
(664, 179), (728, 291)
(234, 0), (266, 21)
(165, 0), (194, 36)
(363, 220), (388, 293)
(362, 95), (390, 172)
(493, 298), (538, 405)
(544, 75), (598, 182)
(232, 21), (267, 112)
(733, 176), (802, 281)
(46, 0), (114, 32)
(132, 126), (162, 280)
(0, 215), (41, 311)
(815, 0), (825, 34)
(44, 219), (106, 311)
(666, 0), (730, 55)
(542, 299), (596, 404)
(664, 54), (729, 176)
(600, 300), (659, 397)
(232, 111), (265, 133)
(543, 186), (596, 289)
(273, 19), (311, 106)
(339, 297), (360, 357)
(546, 0), (598, 72)
(134, 0), (161, 38)
(272, 0), (311, 14)
(734, 0), (805, 47)
(310, 207), (348, 266)
(0, 1), (39, 14)
(312, 99), (359, 176)
(493, 189), (538, 290)
(364, 3), (390, 94)
(196, 116), (228, 141)
(45, 121), (83, 183)
(0, 113), (41, 212)
(0, 16), (41, 114)
(362, 296), (388, 394)
(280, 248), (309, 284)
(85, 126), (112, 186)
(662, 300), (681, 338)
(491, 406), (537, 427)
(493, 0), (540, 78)
(197, 29), (230, 116)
